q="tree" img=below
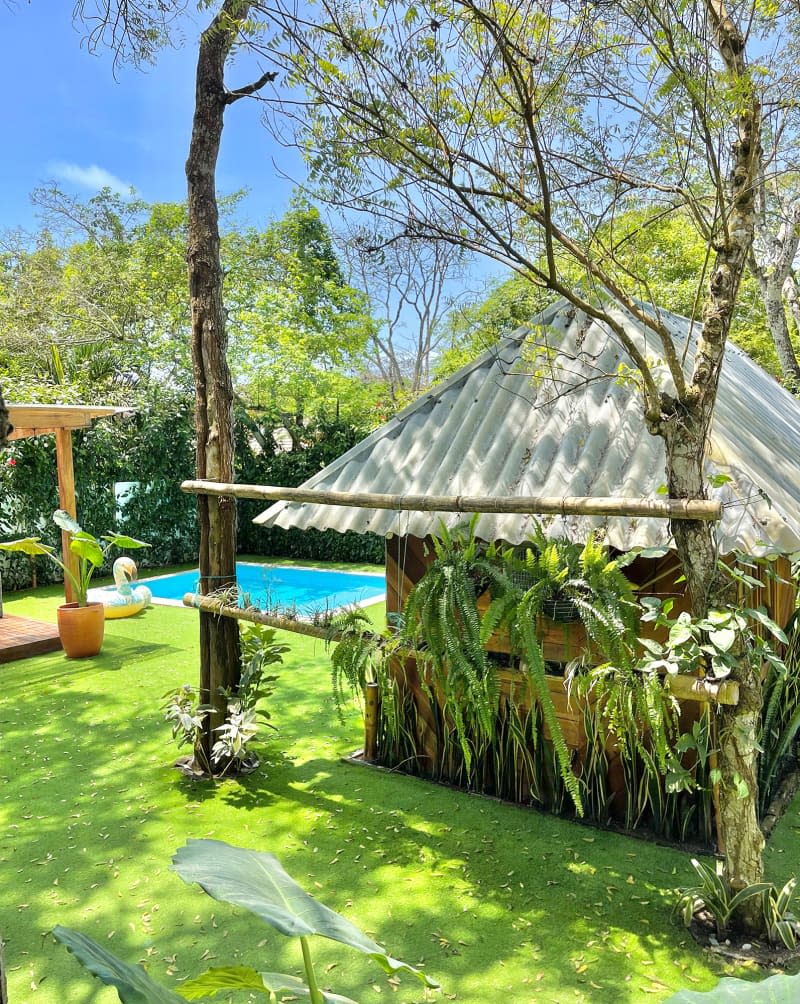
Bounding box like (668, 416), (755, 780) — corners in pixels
(184, 0), (278, 769)
(439, 210), (779, 380)
(0, 384), (9, 448)
(0, 188), (195, 393)
(67, 0), (276, 771)
(225, 196), (380, 441)
(750, 180), (800, 390)
(266, 0), (781, 923)
(338, 222), (468, 402)
(435, 272), (553, 379)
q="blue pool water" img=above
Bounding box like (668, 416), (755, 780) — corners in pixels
(141, 562), (385, 613)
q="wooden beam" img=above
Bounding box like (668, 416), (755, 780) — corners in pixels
(54, 428), (78, 604)
(181, 480), (722, 522)
(7, 426), (60, 441)
(6, 404), (125, 435)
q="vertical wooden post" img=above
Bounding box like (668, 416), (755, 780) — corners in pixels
(54, 428), (78, 604)
(364, 682), (380, 761)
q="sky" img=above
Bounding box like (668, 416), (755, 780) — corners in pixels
(0, 1), (501, 342)
(0, 3), (304, 233)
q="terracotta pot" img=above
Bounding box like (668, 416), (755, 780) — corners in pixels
(56, 602), (105, 658)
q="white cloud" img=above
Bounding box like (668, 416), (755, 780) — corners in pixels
(48, 162), (133, 194)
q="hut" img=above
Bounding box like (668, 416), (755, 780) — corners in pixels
(254, 300), (800, 842)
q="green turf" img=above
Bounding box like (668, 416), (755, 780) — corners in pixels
(1, 582), (798, 1004)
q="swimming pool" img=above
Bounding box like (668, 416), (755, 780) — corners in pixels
(141, 561), (386, 614)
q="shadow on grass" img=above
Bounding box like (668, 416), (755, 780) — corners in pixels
(1, 596), (773, 1004)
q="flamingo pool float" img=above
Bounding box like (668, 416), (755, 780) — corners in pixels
(87, 556), (153, 619)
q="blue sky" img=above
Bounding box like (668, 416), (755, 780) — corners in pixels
(0, 4), (303, 232)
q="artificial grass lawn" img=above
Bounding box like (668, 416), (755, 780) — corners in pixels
(2, 584), (799, 1004)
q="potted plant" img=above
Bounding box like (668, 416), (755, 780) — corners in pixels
(0, 509), (149, 657)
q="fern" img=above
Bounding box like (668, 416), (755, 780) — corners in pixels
(401, 519), (500, 773)
(327, 609), (382, 722)
(513, 591), (582, 814)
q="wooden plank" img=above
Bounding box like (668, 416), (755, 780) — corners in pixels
(7, 426), (60, 441)
(6, 404), (124, 433)
(183, 479), (723, 522)
(0, 615), (61, 663)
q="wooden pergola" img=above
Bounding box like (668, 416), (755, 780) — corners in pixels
(6, 403), (130, 603)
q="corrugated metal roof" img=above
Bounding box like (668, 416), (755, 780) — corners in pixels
(255, 300), (800, 555)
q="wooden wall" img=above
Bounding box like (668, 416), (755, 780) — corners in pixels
(381, 533), (796, 838)
(386, 534), (797, 638)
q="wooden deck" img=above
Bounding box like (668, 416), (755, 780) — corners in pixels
(0, 614), (62, 663)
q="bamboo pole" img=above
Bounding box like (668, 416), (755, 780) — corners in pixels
(363, 682), (380, 761)
(183, 594), (739, 707)
(182, 592), (336, 641)
(664, 674), (739, 706)
(181, 479), (722, 522)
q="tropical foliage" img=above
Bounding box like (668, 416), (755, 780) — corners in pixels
(0, 508), (148, 605)
(164, 623), (288, 776)
(54, 839), (438, 1004)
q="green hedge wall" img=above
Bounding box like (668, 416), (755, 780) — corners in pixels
(0, 400), (383, 593)
(234, 413), (384, 564)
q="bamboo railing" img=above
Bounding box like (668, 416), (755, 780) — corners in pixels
(181, 480), (722, 521)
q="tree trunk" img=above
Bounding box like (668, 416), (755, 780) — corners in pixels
(758, 272), (800, 388)
(781, 273), (800, 388)
(659, 0), (766, 934)
(186, 2), (246, 768)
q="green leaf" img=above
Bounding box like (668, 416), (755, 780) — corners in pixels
(69, 532), (105, 567)
(708, 627), (736, 653)
(0, 536), (57, 559)
(53, 508), (83, 535)
(172, 840), (438, 988)
(103, 532), (151, 550)
(668, 622), (694, 647)
(664, 970), (800, 1001)
(179, 966), (358, 1003)
(743, 607), (789, 645)
(52, 926), (188, 1003)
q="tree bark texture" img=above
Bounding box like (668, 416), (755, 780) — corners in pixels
(186, 1), (245, 766)
(661, 1), (766, 929)
(752, 191), (800, 387)
(759, 276), (800, 386)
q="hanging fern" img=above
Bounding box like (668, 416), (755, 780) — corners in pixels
(400, 518), (505, 773)
(327, 608), (403, 742)
(512, 589), (583, 813)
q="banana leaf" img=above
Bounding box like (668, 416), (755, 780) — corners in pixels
(53, 926), (188, 1004)
(172, 839), (438, 988)
(666, 971), (800, 1002)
